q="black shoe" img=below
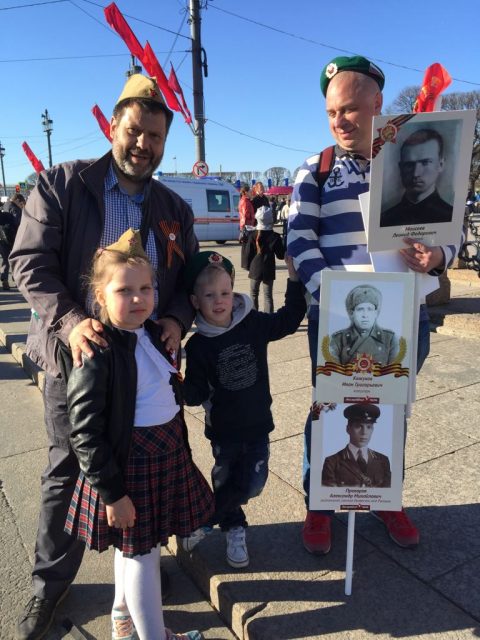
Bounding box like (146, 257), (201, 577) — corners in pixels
(16, 591), (68, 640)
(161, 566), (171, 602)
(2, 281), (10, 291)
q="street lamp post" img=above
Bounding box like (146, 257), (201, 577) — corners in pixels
(173, 156), (177, 175)
(0, 142), (6, 197)
(126, 54), (142, 78)
(41, 109), (53, 168)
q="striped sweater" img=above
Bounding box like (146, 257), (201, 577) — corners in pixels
(287, 148), (459, 305)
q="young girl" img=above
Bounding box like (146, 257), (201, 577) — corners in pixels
(59, 229), (214, 640)
(247, 206), (285, 312)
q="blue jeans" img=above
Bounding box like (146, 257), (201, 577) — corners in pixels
(209, 437), (270, 530)
(303, 305), (431, 511)
(250, 279), (274, 313)
(0, 243), (11, 282)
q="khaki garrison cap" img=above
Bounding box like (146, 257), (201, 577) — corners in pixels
(115, 74), (174, 128)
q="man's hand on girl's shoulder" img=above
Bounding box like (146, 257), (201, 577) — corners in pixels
(68, 318), (107, 367)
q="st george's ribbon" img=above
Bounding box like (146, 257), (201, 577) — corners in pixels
(158, 221), (185, 268)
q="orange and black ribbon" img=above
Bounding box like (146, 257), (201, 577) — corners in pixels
(371, 114), (415, 159)
(158, 221), (185, 268)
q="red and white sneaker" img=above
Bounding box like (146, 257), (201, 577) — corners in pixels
(372, 509), (419, 548)
(302, 512), (332, 555)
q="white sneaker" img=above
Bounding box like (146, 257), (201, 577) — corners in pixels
(181, 526), (212, 552)
(226, 526), (249, 568)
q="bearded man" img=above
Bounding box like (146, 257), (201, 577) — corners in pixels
(10, 74), (198, 640)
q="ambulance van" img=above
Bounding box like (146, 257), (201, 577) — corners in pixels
(154, 175), (240, 242)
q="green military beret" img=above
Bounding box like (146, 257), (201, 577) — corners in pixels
(184, 251), (235, 293)
(320, 55), (385, 97)
(344, 403), (380, 423)
(116, 73), (174, 128)
(345, 284), (382, 314)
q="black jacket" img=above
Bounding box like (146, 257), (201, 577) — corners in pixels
(0, 202), (21, 247)
(380, 190), (453, 227)
(251, 194), (269, 212)
(57, 320), (186, 505)
(248, 230), (285, 281)
(184, 280), (306, 443)
(10, 151), (198, 377)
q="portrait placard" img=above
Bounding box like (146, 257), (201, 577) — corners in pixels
(316, 271), (415, 404)
(367, 110), (476, 252)
(309, 402), (404, 511)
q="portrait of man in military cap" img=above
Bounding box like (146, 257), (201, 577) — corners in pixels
(321, 403), (391, 488)
(329, 284), (399, 366)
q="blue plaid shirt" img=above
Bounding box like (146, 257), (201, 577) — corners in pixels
(87, 164), (159, 317)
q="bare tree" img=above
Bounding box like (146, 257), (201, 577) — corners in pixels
(238, 171), (263, 185)
(386, 87), (480, 189)
(265, 166), (290, 186)
(384, 86), (421, 115)
(441, 91), (480, 190)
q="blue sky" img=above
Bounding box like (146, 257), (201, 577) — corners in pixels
(1, 0), (479, 184)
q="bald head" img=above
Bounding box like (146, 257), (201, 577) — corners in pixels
(326, 71), (383, 158)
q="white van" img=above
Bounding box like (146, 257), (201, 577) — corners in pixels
(154, 175), (240, 242)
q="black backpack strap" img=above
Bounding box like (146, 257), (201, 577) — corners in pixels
(316, 145), (336, 193)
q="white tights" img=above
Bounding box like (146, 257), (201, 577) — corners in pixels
(113, 544), (166, 640)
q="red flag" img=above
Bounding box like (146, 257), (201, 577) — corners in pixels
(104, 2), (144, 61)
(140, 42), (182, 113)
(413, 63), (452, 113)
(168, 64), (192, 124)
(92, 104), (113, 142)
(22, 142), (45, 174)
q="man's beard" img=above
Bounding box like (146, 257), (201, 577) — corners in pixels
(112, 143), (163, 183)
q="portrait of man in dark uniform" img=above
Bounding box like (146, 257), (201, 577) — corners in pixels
(321, 403), (391, 488)
(329, 284), (399, 366)
(380, 128), (453, 227)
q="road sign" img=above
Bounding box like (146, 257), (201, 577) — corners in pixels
(192, 160), (209, 177)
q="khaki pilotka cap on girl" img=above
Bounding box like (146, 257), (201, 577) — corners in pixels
(115, 73), (174, 128)
(104, 228), (149, 260)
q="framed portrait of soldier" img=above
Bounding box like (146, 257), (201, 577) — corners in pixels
(367, 110), (476, 252)
(316, 271), (415, 405)
(309, 402), (404, 511)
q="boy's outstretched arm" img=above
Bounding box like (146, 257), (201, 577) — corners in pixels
(262, 263), (307, 341)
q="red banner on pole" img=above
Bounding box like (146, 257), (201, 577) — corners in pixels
(104, 2), (144, 61)
(413, 63), (452, 113)
(22, 142), (45, 174)
(92, 104), (113, 142)
(103, 3), (191, 124)
(168, 64), (192, 124)
(140, 42), (182, 114)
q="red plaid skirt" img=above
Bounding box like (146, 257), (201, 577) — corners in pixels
(65, 414), (214, 557)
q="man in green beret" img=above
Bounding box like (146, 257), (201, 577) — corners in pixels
(322, 403), (391, 488)
(10, 74), (198, 639)
(330, 284), (399, 366)
(287, 54), (461, 556)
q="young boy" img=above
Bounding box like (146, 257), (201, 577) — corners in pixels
(182, 250), (306, 568)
